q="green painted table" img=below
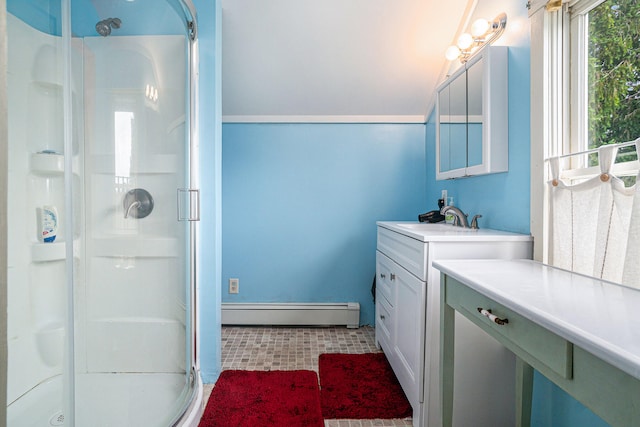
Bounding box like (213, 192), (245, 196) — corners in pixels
(435, 259), (640, 427)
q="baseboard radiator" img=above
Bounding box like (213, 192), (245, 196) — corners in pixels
(221, 302), (360, 329)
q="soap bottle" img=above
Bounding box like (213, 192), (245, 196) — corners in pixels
(445, 197), (455, 224)
(37, 206), (58, 243)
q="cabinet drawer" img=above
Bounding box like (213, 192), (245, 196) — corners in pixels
(376, 291), (393, 352)
(376, 251), (395, 306)
(445, 276), (573, 379)
(377, 226), (428, 281)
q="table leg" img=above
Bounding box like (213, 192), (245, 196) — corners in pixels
(516, 356), (534, 427)
(441, 291), (455, 427)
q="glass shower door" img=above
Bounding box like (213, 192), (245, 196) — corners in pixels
(6, 0), (199, 425)
(78, 27), (194, 427)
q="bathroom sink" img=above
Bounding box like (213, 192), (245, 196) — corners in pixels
(394, 223), (475, 232)
(377, 221), (530, 243)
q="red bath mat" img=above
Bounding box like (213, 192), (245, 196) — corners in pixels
(318, 353), (412, 419)
(198, 370), (324, 427)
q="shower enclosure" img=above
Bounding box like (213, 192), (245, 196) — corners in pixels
(5, 0), (202, 425)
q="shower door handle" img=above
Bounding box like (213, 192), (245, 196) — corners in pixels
(177, 188), (200, 221)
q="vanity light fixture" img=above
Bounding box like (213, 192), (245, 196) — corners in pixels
(445, 12), (507, 63)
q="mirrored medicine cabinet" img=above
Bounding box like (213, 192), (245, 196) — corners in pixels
(436, 46), (508, 180)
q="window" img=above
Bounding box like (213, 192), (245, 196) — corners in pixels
(529, 0), (640, 263)
(566, 0), (640, 183)
(537, 0), (640, 284)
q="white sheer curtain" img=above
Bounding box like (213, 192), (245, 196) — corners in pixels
(549, 140), (640, 288)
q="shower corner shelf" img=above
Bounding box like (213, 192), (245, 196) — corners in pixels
(31, 242), (65, 262)
(30, 152), (64, 174)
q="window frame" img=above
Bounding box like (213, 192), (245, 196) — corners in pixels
(529, 0), (639, 262)
(529, 0), (565, 262)
(566, 0), (640, 177)
(568, 0), (607, 165)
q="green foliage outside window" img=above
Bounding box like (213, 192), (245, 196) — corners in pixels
(588, 0), (640, 152)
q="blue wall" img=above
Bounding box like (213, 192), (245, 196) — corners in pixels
(7, 0), (61, 34)
(531, 371), (609, 426)
(221, 123), (426, 325)
(194, 0), (223, 384)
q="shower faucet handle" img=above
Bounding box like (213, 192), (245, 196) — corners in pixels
(123, 189), (154, 219)
(124, 201), (142, 219)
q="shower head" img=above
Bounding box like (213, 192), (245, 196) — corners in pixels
(95, 21), (111, 37)
(95, 18), (122, 37)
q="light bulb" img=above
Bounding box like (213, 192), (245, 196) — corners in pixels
(445, 45), (461, 61)
(457, 33), (473, 50)
(471, 19), (490, 38)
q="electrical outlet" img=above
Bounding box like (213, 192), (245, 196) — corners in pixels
(229, 278), (239, 294)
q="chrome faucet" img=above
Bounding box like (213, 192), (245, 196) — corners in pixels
(440, 205), (469, 228)
(470, 214), (482, 229)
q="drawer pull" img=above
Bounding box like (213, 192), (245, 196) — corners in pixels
(380, 273), (386, 279)
(390, 273), (396, 281)
(380, 314), (386, 320)
(477, 308), (508, 326)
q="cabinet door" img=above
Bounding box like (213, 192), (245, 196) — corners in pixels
(435, 45), (508, 180)
(375, 290), (393, 354)
(436, 65), (467, 178)
(466, 57), (484, 168)
(375, 251), (395, 306)
(392, 264), (426, 409)
(375, 251), (395, 353)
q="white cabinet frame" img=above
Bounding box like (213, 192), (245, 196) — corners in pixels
(436, 46), (509, 180)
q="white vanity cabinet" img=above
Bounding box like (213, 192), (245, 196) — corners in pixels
(375, 222), (532, 427)
(376, 250), (426, 408)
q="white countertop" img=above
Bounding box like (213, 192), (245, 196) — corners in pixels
(377, 221), (532, 243)
(433, 259), (640, 381)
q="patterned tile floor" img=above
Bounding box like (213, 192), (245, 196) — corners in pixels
(201, 326), (413, 427)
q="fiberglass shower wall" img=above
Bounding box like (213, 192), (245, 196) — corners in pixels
(6, 13), (83, 414)
(7, 6), (192, 425)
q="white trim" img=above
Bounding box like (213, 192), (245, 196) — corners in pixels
(221, 302), (361, 329)
(439, 115), (468, 123)
(551, 140), (640, 180)
(222, 115), (426, 124)
(568, 0), (607, 15)
(530, 3), (564, 263)
(569, 4), (589, 161)
(528, 0), (550, 16)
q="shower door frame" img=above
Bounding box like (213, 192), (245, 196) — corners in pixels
(0, 0), (9, 422)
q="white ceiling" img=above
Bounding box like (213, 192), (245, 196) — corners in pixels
(220, 0), (474, 122)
